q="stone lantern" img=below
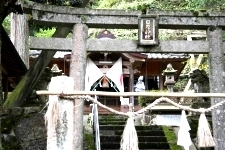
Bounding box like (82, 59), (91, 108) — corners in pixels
(51, 64), (62, 76)
(162, 63), (177, 92)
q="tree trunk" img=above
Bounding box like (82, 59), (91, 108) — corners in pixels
(10, 0), (29, 68)
(3, 26), (72, 108)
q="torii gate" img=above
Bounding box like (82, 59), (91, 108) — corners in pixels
(24, 2), (225, 150)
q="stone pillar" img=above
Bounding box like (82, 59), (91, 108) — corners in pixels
(10, 0), (29, 68)
(47, 76), (74, 150)
(129, 60), (135, 105)
(207, 26), (225, 150)
(69, 23), (88, 150)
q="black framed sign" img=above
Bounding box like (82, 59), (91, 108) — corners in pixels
(138, 15), (159, 45)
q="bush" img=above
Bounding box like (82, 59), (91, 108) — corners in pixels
(138, 90), (167, 107)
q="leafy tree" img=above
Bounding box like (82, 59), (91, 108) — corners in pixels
(30, 0), (89, 7)
(2, 16), (10, 34)
(34, 28), (56, 37)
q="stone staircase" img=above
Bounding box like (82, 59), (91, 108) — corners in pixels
(98, 115), (171, 150)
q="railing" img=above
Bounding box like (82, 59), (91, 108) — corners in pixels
(91, 95), (101, 150)
(37, 91), (225, 98)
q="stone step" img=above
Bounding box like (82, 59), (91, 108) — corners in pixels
(100, 130), (165, 136)
(99, 121), (126, 125)
(99, 114), (127, 119)
(100, 135), (168, 143)
(99, 116), (127, 120)
(114, 130), (165, 136)
(101, 142), (170, 149)
(98, 115), (172, 150)
(99, 125), (163, 130)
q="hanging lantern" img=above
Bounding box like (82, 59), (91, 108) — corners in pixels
(102, 76), (109, 88)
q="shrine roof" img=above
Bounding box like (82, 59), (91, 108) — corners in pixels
(29, 50), (189, 60)
(1, 26), (27, 79)
(147, 53), (189, 59)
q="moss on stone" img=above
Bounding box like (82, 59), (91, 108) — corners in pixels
(3, 76), (29, 108)
(162, 126), (182, 150)
(84, 119), (95, 150)
(84, 130), (95, 150)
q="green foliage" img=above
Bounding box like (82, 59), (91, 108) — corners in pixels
(198, 54), (209, 75)
(34, 28), (56, 37)
(92, 0), (225, 11)
(138, 90), (167, 107)
(92, 0), (119, 9)
(187, 0), (225, 10)
(89, 28), (138, 40)
(30, 0), (83, 7)
(110, 29), (138, 40)
(162, 126), (182, 150)
(174, 76), (189, 92)
(84, 130), (95, 150)
(2, 16), (10, 34)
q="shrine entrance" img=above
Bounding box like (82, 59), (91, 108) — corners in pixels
(26, 2), (225, 148)
(89, 77), (120, 106)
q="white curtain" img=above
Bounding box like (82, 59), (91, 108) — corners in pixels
(85, 57), (104, 91)
(106, 57), (124, 92)
(85, 57), (124, 93)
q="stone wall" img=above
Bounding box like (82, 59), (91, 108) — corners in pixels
(1, 107), (46, 150)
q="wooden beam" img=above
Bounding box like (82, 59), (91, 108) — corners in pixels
(30, 37), (224, 53)
(36, 91), (225, 98)
(23, 2), (225, 29)
(93, 61), (131, 66)
(100, 68), (131, 74)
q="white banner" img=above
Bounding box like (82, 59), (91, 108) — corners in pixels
(85, 58), (103, 91)
(106, 57), (124, 92)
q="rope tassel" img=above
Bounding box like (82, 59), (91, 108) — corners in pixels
(177, 110), (192, 150)
(120, 115), (139, 150)
(197, 111), (215, 147)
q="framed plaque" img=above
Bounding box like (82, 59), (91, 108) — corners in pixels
(138, 15), (159, 45)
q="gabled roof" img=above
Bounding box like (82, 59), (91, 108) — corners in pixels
(147, 53), (189, 59)
(1, 26), (27, 84)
